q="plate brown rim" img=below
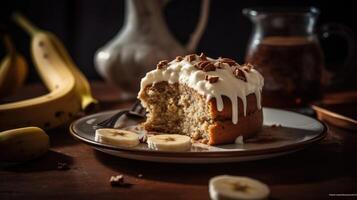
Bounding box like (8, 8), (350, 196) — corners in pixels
(69, 108), (328, 158)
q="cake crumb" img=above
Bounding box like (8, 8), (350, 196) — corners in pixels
(235, 136), (244, 144)
(110, 175), (126, 187)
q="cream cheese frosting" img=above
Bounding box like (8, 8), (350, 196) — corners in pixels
(138, 54), (264, 124)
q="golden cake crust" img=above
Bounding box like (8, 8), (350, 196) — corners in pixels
(207, 94), (262, 145)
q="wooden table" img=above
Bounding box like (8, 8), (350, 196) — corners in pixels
(1, 82), (357, 200)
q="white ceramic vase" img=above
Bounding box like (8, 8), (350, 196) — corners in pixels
(94, 0), (210, 95)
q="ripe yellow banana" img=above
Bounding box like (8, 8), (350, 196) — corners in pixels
(0, 127), (49, 162)
(0, 23), (81, 130)
(0, 13), (98, 130)
(0, 35), (28, 98)
(13, 13), (98, 112)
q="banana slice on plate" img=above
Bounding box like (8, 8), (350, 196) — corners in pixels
(95, 128), (139, 148)
(209, 175), (270, 200)
(147, 134), (191, 152)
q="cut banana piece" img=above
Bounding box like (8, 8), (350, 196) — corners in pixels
(209, 175), (270, 200)
(0, 127), (49, 162)
(95, 128), (139, 148)
(147, 134), (191, 152)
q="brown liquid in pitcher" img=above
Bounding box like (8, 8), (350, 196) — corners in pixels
(246, 36), (324, 107)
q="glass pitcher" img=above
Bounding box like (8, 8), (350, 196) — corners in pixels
(243, 7), (355, 108)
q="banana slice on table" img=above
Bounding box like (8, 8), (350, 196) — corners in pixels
(147, 134), (191, 152)
(95, 129), (139, 148)
(209, 175), (270, 200)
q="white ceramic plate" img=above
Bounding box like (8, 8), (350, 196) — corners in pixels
(70, 108), (327, 163)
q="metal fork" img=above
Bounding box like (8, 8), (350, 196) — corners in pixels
(95, 101), (146, 128)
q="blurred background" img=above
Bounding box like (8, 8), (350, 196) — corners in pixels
(1, 0), (356, 85)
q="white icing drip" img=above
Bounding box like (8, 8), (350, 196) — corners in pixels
(138, 55), (264, 124)
(215, 95), (224, 111)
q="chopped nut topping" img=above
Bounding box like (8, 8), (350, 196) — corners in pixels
(233, 68), (247, 82)
(203, 64), (216, 72)
(156, 60), (168, 69)
(196, 61), (216, 72)
(175, 56), (183, 62)
(198, 61), (210, 69)
(186, 54), (196, 62)
(205, 75), (219, 83)
(199, 53), (207, 61)
(242, 63), (254, 72)
(220, 57), (238, 66)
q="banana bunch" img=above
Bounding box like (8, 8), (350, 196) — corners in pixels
(0, 13), (97, 131)
(0, 34), (28, 98)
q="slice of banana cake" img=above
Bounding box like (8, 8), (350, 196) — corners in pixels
(138, 54), (264, 145)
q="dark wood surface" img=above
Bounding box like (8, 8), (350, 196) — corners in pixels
(1, 82), (357, 200)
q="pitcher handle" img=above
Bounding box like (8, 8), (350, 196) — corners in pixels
(319, 23), (357, 86)
(185, 0), (210, 53)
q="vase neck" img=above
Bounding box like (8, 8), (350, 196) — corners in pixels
(124, 0), (166, 28)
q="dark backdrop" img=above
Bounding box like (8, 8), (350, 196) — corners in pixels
(1, 0), (356, 83)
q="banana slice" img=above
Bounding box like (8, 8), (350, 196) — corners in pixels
(209, 175), (270, 200)
(147, 134), (191, 152)
(95, 128), (139, 148)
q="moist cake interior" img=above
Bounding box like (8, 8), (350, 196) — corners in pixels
(140, 81), (213, 142)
